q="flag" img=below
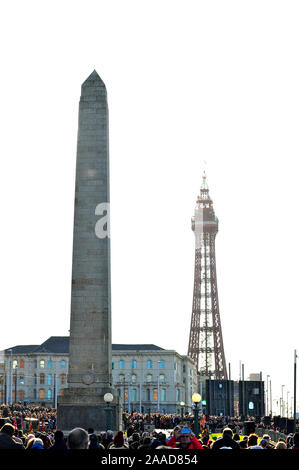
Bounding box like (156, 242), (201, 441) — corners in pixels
(29, 421), (33, 433)
(13, 417), (17, 429)
(42, 420), (45, 432)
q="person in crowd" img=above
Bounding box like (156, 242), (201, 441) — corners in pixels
(275, 441), (287, 449)
(138, 436), (152, 449)
(167, 428), (203, 449)
(0, 423), (25, 449)
(291, 432), (299, 449)
(31, 438), (44, 450)
(102, 430), (114, 449)
(128, 431), (140, 450)
(211, 427), (240, 450)
(247, 433), (263, 449)
(109, 430), (129, 449)
(67, 427), (89, 450)
(89, 433), (104, 449)
(48, 430), (68, 450)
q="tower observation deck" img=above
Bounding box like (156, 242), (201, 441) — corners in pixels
(188, 172), (227, 380)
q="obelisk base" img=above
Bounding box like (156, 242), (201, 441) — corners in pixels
(57, 387), (122, 433)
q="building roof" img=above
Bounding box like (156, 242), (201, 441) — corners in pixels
(4, 337), (164, 355)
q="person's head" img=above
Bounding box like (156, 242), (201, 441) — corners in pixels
(247, 433), (258, 447)
(87, 428), (94, 434)
(89, 433), (99, 448)
(142, 437), (152, 447)
(54, 430), (64, 442)
(233, 433), (240, 441)
(113, 431), (125, 447)
(259, 439), (269, 448)
(31, 438), (44, 450)
(26, 438), (36, 449)
(173, 425), (181, 439)
(132, 432), (140, 442)
(67, 427), (89, 449)
(262, 434), (270, 442)
(0, 423), (15, 437)
(106, 430), (114, 442)
(222, 427), (233, 438)
(179, 428), (192, 448)
(275, 441), (287, 449)
(239, 439), (248, 448)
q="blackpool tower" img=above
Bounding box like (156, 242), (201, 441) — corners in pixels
(188, 172), (227, 380)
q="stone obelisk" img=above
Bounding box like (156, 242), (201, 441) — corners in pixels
(57, 71), (121, 431)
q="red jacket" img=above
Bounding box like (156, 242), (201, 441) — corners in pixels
(167, 435), (203, 449)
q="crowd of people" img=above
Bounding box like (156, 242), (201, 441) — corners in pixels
(0, 404), (298, 450)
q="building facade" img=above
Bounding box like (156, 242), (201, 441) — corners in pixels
(0, 337), (198, 414)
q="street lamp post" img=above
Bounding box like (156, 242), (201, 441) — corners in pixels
(281, 385), (285, 417)
(266, 375), (270, 415)
(104, 393), (114, 431)
(5, 349), (12, 405)
(180, 401), (185, 426)
(270, 379), (272, 416)
(192, 393), (201, 438)
(14, 366), (17, 404)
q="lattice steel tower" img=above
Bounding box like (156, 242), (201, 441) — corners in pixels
(188, 172), (227, 380)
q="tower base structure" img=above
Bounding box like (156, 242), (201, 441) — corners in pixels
(57, 387), (122, 432)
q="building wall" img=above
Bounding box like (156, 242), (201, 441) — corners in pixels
(1, 349), (198, 413)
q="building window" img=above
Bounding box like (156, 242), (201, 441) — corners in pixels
(146, 389), (151, 401)
(40, 374), (45, 385)
(13, 360), (18, 369)
(112, 362), (114, 370)
(131, 360), (137, 369)
(47, 389), (52, 400)
(34, 374), (37, 385)
(146, 374), (152, 383)
(19, 390), (24, 401)
(39, 389), (45, 399)
(159, 374), (165, 383)
(183, 365), (186, 373)
(131, 374), (137, 383)
(124, 389), (128, 401)
(174, 363), (177, 370)
(60, 360), (66, 369)
(20, 360), (24, 369)
(119, 360), (124, 369)
(19, 374), (25, 385)
(153, 389), (158, 401)
(40, 360), (45, 369)
(131, 388), (137, 401)
(61, 374), (66, 385)
(47, 375), (52, 386)
(147, 360), (152, 369)
(161, 388), (166, 401)
(176, 389), (180, 401)
(159, 361), (165, 369)
(119, 374), (125, 383)
(190, 369), (192, 376)
(48, 360), (52, 369)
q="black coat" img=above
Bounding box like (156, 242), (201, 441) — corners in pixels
(0, 433), (25, 450)
(211, 436), (240, 450)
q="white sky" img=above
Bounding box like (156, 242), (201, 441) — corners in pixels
(0, 0), (298, 415)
